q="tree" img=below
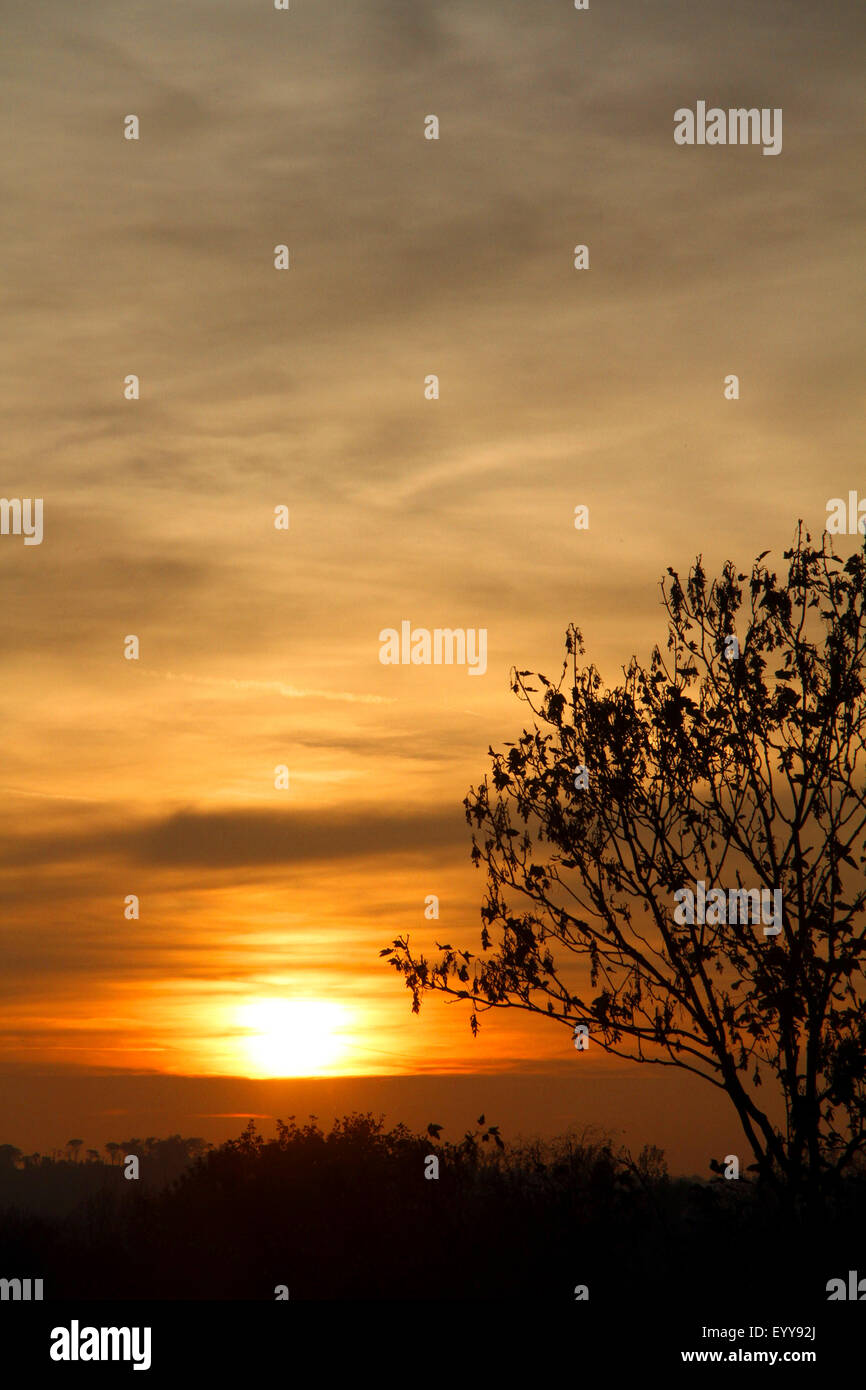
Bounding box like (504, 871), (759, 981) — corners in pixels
(66, 1138), (83, 1163)
(384, 526), (866, 1203)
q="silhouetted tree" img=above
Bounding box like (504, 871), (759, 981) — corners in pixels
(385, 527), (866, 1203)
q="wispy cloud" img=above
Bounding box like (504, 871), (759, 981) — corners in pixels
(153, 671), (395, 706)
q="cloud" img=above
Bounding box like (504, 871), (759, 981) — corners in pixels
(154, 671), (395, 705)
(124, 804), (469, 867)
(0, 803), (469, 870)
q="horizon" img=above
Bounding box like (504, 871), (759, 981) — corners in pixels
(0, 1063), (758, 1178)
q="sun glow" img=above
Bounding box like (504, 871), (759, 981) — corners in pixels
(234, 998), (351, 1077)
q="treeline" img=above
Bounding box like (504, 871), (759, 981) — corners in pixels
(0, 1115), (864, 1301)
(0, 1136), (209, 1219)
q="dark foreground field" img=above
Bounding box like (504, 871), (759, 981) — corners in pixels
(1, 1115), (864, 1302)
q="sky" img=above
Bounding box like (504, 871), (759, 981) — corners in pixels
(0, 0), (862, 1170)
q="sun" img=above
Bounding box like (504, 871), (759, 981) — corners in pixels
(235, 998), (350, 1078)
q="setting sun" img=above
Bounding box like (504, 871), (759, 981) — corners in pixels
(234, 999), (351, 1078)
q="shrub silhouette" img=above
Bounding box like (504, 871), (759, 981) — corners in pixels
(1, 1115), (863, 1300)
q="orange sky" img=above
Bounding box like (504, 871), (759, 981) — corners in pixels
(0, 0), (863, 1157)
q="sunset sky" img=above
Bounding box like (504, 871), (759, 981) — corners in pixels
(0, 0), (862, 1169)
